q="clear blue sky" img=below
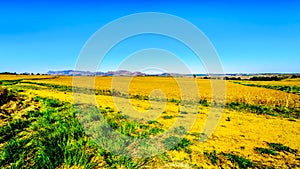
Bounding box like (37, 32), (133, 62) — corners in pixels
(0, 0), (299, 74)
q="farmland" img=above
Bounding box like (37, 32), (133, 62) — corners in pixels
(0, 75), (300, 168)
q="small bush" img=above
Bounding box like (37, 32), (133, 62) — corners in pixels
(199, 99), (210, 107)
(149, 127), (164, 135)
(169, 98), (181, 104)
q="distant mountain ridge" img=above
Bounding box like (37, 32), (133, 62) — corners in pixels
(47, 70), (147, 76)
(46, 70), (207, 77)
(48, 70), (294, 77)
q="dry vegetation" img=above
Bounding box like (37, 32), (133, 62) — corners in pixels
(0, 75), (299, 168)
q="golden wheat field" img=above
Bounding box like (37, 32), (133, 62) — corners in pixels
(0, 75), (300, 168)
(21, 76), (300, 108)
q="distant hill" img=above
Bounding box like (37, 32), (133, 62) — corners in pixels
(46, 70), (148, 76)
(48, 70), (278, 77)
(46, 70), (200, 77)
(2, 70), (298, 78)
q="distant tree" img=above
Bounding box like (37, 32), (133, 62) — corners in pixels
(193, 74), (196, 78)
(224, 77), (241, 80)
(0, 72), (17, 75)
(249, 76), (285, 81)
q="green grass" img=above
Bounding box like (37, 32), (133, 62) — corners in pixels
(267, 142), (298, 154)
(162, 115), (175, 119)
(174, 126), (187, 135)
(0, 79), (23, 86)
(254, 147), (278, 156)
(199, 99), (210, 107)
(233, 81), (300, 95)
(222, 153), (254, 169)
(227, 102), (300, 119)
(0, 90), (171, 168)
(204, 150), (218, 165)
(162, 136), (192, 152)
(0, 96), (98, 168)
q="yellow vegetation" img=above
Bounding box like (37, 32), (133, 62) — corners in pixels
(1, 75), (299, 168)
(23, 76), (300, 108)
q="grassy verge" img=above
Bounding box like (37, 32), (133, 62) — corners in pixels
(0, 92), (172, 168)
(227, 102), (300, 119)
(233, 81), (300, 95)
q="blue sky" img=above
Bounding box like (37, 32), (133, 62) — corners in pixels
(0, 0), (299, 73)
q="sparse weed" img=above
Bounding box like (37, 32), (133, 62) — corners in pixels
(174, 126), (187, 135)
(204, 150), (218, 165)
(254, 147), (278, 156)
(163, 115), (174, 119)
(267, 142), (297, 154)
(222, 153), (254, 169)
(162, 136), (192, 152)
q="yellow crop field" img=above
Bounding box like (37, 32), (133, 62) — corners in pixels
(23, 76), (300, 108)
(1, 75), (300, 168)
(0, 74), (53, 80)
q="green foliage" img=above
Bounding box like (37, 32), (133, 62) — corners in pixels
(267, 142), (297, 154)
(199, 99), (210, 107)
(147, 120), (160, 125)
(162, 136), (191, 151)
(0, 119), (30, 143)
(174, 126), (187, 135)
(169, 98), (181, 105)
(233, 81), (300, 95)
(0, 97), (99, 168)
(222, 153), (254, 169)
(0, 79), (22, 86)
(249, 76), (286, 81)
(149, 127), (165, 135)
(224, 77), (242, 80)
(254, 147), (278, 156)
(204, 150), (218, 165)
(227, 102), (300, 119)
(1, 93), (168, 168)
(163, 115), (174, 119)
